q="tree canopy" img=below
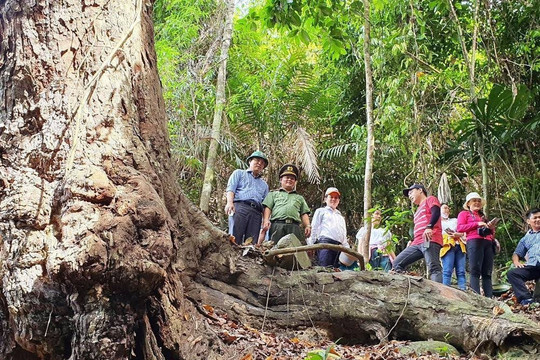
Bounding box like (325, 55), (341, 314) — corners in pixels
(155, 0), (538, 260)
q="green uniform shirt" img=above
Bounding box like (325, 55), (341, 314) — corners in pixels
(262, 189), (310, 223)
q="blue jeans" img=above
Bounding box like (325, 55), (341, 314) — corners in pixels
(441, 245), (466, 290)
(467, 238), (494, 297)
(369, 248), (392, 272)
(393, 243), (443, 283)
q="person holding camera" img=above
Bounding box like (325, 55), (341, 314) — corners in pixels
(457, 192), (499, 297)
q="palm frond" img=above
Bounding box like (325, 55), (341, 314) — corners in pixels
(286, 126), (320, 184)
(320, 143), (359, 160)
(339, 173), (364, 186)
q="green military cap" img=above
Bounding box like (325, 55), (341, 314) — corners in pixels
(246, 150), (269, 168)
(279, 164), (299, 179)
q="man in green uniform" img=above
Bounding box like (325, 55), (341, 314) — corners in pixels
(258, 164), (311, 245)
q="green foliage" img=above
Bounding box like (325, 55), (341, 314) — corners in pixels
(154, 0), (538, 256)
(154, 0), (223, 203)
(227, 6), (352, 187)
(304, 344), (339, 360)
(383, 208), (414, 248)
(447, 84), (531, 168)
(435, 344), (451, 357)
(262, 0), (351, 59)
(154, 0), (217, 104)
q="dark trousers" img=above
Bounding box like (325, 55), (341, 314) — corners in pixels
(392, 243), (443, 282)
(269, 222), (305, 244)
(230, 202), (262, 245)
(467, 238), (494, 297)
(316, 237), (341, 267)
(507, 265), (540, 302)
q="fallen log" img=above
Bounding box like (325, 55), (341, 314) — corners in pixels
(189, 250), (540, 357)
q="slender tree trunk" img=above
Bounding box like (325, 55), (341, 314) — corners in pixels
(480, 139), (490, 216)
(449, 0), (489, 213)
(361, 0), (375, 262)
(469, 0), (480, 99)
(448, 0), (479, 100)
(199, 0), (235, 213)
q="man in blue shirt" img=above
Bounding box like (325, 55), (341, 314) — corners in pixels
(225, 151), (269, 245)
(507, 208), (540, 305)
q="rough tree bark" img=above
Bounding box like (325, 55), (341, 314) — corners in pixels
(0, 1), (539, 360)
(0, 0), (223, 358)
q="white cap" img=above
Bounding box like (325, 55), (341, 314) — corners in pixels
(325, 187), (341, 196)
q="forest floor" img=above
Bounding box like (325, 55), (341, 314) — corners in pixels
(203, 278), (539, 360)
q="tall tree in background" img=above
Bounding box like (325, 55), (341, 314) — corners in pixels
(200, 0), (235, 213)
(361, 0), (375, 263)
(447, 0), (492, 212)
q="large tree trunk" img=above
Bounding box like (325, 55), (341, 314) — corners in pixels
(0, 1), (538, 360)
(0, 0), (221, 358)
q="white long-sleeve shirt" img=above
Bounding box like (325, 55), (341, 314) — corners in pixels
(441, 217), (458, 233)
(356, 226), (392, 249)
(308, 206), (348, 247)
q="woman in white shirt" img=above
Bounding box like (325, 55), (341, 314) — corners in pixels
(309, 187), (349, 267)
(440, 203), (467, 290)
(356, 209), (395, 271)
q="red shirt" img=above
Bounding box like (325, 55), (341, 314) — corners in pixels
(412, 196), (443, 246)
(457, 210), (494, 241)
